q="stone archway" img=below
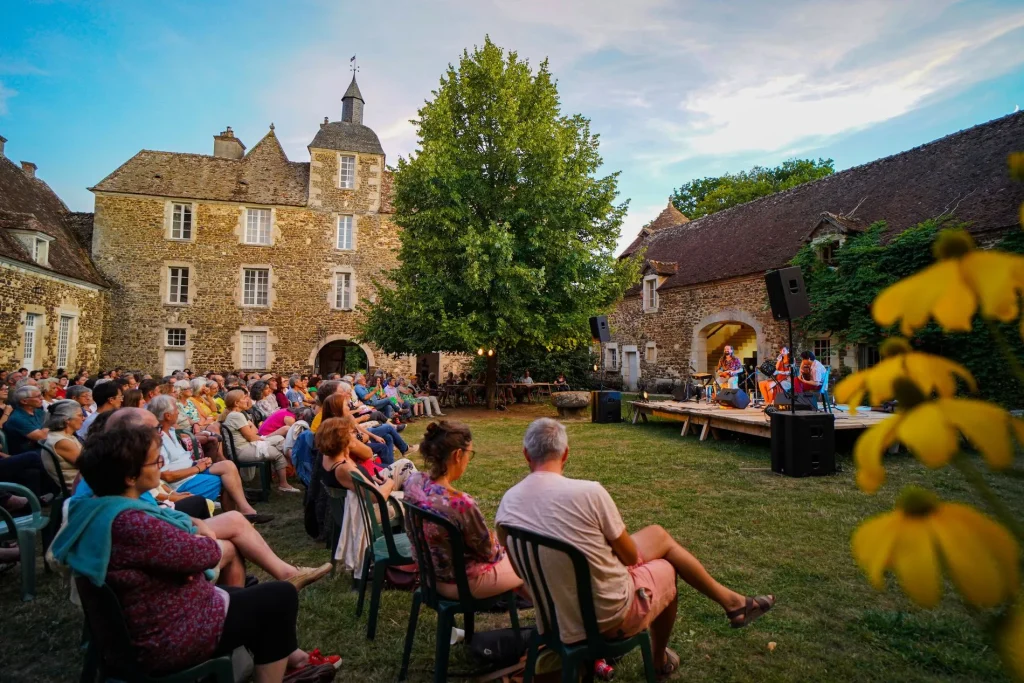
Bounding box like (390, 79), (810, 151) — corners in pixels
(308, 335), (376, 374)
(690, 308), (765, 373)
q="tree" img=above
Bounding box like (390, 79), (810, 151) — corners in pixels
(360, 37), (640, 407)
(671, 158), (834, 219)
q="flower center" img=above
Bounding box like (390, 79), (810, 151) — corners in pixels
(897, 486), (939, 517)
(1011, 152), (1024, 182)
(880, 337), (912, 358)
(892, 377), (926, 410)
(932, 229), (975, 260)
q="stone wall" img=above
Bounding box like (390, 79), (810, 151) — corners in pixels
(0, 262), (105, 372)
(91, 190), (401, 374)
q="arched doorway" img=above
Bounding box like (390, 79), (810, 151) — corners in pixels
(699, 321), (758, 374)
(309, 335), (376, 376)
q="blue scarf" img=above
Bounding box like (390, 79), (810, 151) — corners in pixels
(51, 495), (199, 586)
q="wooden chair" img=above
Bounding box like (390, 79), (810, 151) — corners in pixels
(501, 524), (658, 683)
(398, 500), (521, 683)
(221, 430), (271, 502)
(350, 470), (412, 640)
(0, 482), (51, 601)
(77, 577), (234, 683)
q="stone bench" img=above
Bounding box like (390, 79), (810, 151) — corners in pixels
(552, 391), (591, 418)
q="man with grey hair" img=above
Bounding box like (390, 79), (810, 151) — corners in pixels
(0, 384), (58, 497)
(496, 418), (774, 677)
(66, 385), (94, 417)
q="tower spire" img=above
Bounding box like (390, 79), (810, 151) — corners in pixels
(342, 57), (364, 124)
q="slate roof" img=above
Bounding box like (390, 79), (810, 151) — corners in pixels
(0, 155), (106, 286)
(621, 201), (689, 257)
(308, 121), (385, 156)
(628, 111), (1024, 293)
(343, 75), (364, 102)
(91, 129), (309, 206)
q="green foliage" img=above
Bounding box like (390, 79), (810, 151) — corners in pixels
(671, 158), (834, 219)
(360, 37), (640, 357)
(469, 344), (596, 388)
(794, 222), (1024, 406)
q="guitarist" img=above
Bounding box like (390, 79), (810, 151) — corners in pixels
(716, 345), (742, 391)
(758, 346), (791, 405)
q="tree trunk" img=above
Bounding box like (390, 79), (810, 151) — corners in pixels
(485, 352), (498, 410)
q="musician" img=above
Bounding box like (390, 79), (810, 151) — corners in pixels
(716, 345), (742, 390)
(793, 351), (825, 394)
(759, 346), (791, 405)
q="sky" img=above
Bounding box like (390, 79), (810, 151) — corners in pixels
(2, 0), (1023, 255)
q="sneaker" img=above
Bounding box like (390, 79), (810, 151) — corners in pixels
(277, 485), (303, 494)
(394, 423), (407, 432)
(284, 662), (338, 682)
(243, 513), (275, 525)
(307, 649), (343, 669)
(406, 444), (420, 454)
(287, 562), (332, 591)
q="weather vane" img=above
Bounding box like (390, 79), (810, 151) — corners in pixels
(349, 55), (359, 76)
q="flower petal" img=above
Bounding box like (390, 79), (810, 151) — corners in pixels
(852, 512), (901, 591)
(873, 264), (951, 332)
(864, 358), (903, 404)
(904, 353), (977, 397)
(855, 417), (901, 493)
(962, 252), (1024, 322)
(999, 598), (1024, 680)
(943, 503), (1020, 598)
(943, 399), (1015, 470)
(932, 265), (978, 333)
(835, 373), (866, 406)
(891, 518), (943, 608)
(896, 403), (959, 469)
(930, 504), (1012, 607)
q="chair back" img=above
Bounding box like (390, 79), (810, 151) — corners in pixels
(400, 500), (474, 606)
(325, 485), (347, 525)
(177, 430), (201, 462)
(39, 443), (71, 500)
(350, 470), (406, 560)
(221, 429), (239, 463)
(820, 366), (831, 395)
(76, 577), (148, 677)
(501, 524), (602, 645)
(0, 430), (7, 454)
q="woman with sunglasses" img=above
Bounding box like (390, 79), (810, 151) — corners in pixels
(402, 421), (524, 600)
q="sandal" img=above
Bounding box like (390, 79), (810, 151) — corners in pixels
(727, 595), (775, 628)
(657, 647), (680, 681)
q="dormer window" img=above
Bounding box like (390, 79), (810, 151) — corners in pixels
(339, 155), (356, 189)
(11, 230), (53, 267)
(817, 239), (840, 267)
(643, 274), (659, 313)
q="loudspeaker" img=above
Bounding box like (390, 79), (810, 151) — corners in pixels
(770, 412), (836, 477)
(717, 388), (750, 409)
(591, 390), (622, 423)
(774, 391), (817, 411)
(589, 315), (611, 343)
(764, 267), (811, 320)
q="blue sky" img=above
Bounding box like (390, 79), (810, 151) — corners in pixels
(2, 0), (1023, 254)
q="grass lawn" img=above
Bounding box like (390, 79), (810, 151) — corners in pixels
(1, 401), (1019, 682)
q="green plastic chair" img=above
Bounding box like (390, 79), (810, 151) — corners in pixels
(350, 469), (412, 640)
(0, 429), (7, 453)
(39, 443), (71, 550)
(219, 429), (271, 502)
(77, 577), (233, 683)
(325, 485), (347, 575)
(398, 500), (521, 683)
(0, 482), (51, 601)
(501, 524), (659, 683)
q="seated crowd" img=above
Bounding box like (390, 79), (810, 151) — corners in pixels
(0, 363), (773, 682)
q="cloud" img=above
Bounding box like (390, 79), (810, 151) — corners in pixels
(616, 200), (669, 256)
(0, 81), (16, 115)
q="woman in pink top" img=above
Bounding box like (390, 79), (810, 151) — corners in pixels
(257, 408), (296, 438)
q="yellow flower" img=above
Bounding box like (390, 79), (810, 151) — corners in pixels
(834, 338), (975, 414)
(872, 230), (1024, 336)
(852, 488), (1019, 608)
(1000, 597), (1024, 680)
(853, 388), (1024, 493)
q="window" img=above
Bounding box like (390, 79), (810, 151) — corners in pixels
(245, 208), (272, 245)
(336, 215), (354, 250)
(168, 266), (189, 304)
(12, 231), (52, 266)
(33, 238), (49, 266)
(339, 155), (355, 189)
(858, 344), (880, 370)
(22, 313), (38, 367)
(166, 328), (187, 347)
(606, 345), (618, 370)
(813, 339), (832, 366)
(645, 342), (657, 364)
(240, 331), (268, 370)
(819, 241), (837, 267)
(171, 203), (193, 240)
(57, 315), (73, 368)
(335, 272), (353, 310)
(643, 276), (659, 312)
(243, 268), (270, 307)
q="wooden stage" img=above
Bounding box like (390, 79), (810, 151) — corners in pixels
(628, 400), (892, 441)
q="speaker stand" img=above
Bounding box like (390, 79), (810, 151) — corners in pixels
(788, 318), (795, 416)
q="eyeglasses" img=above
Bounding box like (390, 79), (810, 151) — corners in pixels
(143, 455), (165, 469)
(461, 448), (476, 461)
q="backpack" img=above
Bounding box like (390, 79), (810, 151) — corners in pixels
(469, 627), (535, 670)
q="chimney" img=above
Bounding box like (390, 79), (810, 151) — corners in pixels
(213, 126), (246, 159)
(21, 161), (36, 179)
(0, 135), (6, 158)
(321, 116), (329, 129)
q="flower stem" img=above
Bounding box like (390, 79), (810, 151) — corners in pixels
(953, 454), (1024, 544)
(985, 319), (1024, 387)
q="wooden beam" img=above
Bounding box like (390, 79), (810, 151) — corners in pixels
(681, 416), (690, 436)
(699, 421), (711, 442)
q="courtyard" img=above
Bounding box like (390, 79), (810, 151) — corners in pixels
(0, 401), (1014, 683)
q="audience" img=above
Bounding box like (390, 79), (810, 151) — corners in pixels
(66, 385), (94, 416)
(496, 418), (774, 678)
(122, 388), (143, 408)
(173, 380), (222, 462)
(43, 399), (85, 488)
(3, 385), (49, 455)
(219, 390), (300, 494)
(77, 381), (122, 439)
(39, 378), (60, 410)
(403, 421), (524, 600)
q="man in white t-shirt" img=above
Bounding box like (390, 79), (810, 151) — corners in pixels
(496, 418), (774, 677)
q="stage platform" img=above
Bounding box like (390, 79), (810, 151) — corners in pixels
(628, 400), (892, 441)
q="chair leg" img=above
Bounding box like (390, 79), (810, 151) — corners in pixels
(560, 655), (578, 683)
(260, 463), (272, 501)
(523, 638), (539, 683)
(639, 631), (657, 683)
(355, 550), (372, 617)
(434, 607), (453, 683)
(19, 530), (36, 601)
(366, 562), (386, 640)
(464, 611), (475, 643)
(398, 590), (422, 681)
(79, 635), (98, 683)
(508, 590), (521, 632)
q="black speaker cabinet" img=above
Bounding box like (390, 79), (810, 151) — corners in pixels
(770, 411), (836, 477)
(589, 315), (611, 343)
(764, 267), (811, 320)
(774, 391), (817, 411)
(717, 388), (750, 409)
(591, 390), (622, 423)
